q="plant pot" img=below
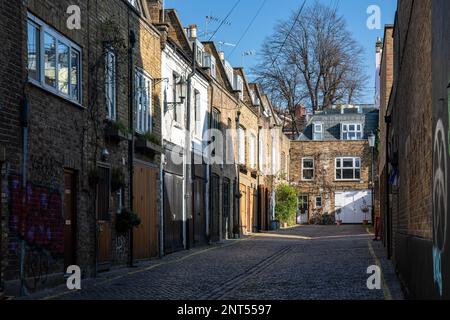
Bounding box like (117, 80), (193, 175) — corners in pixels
(363, 220), (369, 225)
(135, 138), (164, 155)
(336, 220), (343, 226)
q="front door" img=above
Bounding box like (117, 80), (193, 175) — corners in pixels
(97, 166), (111, 270)
(210, 175), (220, 242)
(239, 184), (247, 234)
(163, 172), (184, 254)
(133, 163), (159, 260)
(193, 179), (207, 245)
(297, 195), (309, 224)
(63, 170), (76, 268)
(222, 179), (230, 239)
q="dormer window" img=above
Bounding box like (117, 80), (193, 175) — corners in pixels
(234, 74), (243, 101)
(195, 40), (204, 67)
(204, 54), (216, 79)
(313, 123), (323, 141)
(250, 89), (260, 106)
(224, 60), (234, 87)
(341, 123), (362, 140)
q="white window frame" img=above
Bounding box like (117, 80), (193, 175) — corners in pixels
(135, 68), (152, 134)
(315, 196), (322, 208)
(105, 49), (116, 121)
(341, 123), (363, 140)
(335, 157), (361, 181)
(27, 12), (82, 105)
(313, 122), (323, 141)
(238, 126), (246, 165)
(301, 157), (315, 181)
(249, 133), (256, 169)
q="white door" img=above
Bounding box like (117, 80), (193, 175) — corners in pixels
(335, 191), (372, 224)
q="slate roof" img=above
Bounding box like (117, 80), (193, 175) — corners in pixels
(297, 107), (379, 141)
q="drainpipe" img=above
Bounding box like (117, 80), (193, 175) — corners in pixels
(19, 95), (29, 296)
(185, 41), (196, 250)
(128, 30), (136, 267)
(236, 110), (241, 237)
(385, 114), (392, 259)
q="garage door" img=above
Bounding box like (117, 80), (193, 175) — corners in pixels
(335, 191), (372, 224)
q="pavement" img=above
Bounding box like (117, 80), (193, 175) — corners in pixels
(20, 225), (404, 300)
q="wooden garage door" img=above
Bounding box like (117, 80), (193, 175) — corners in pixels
(210, 174), (220, 242)
(240, 184), (247, 234)
(163, 172), (184, 254)
(133, 163), (159, 260)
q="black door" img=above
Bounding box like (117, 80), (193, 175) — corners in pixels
(210, 175), (220, 242)
(164, 173), (184, 254)
(193, 179), (207, 245)
(222, 178), (231, 239)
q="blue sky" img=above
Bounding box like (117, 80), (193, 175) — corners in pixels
(165, 0), (397, 104)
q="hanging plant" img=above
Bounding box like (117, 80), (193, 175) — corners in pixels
(116, 208), (141, 235)
(111, 166), (126, 192)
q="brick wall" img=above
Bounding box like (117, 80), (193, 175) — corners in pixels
(290, 140), (372, 217)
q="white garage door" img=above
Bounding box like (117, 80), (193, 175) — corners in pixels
(335, 190), (372, 224)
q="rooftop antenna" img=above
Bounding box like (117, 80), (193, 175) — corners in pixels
(202, 14), (232, 39)
(241, 50), (256, 67)
(217, 41), (236, 51)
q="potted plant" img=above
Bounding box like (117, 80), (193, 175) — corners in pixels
(116, 208), (141, 235)
(135, 131), (164, 154)
(105, 120), (132, 142)
(361, 199), (370, 225)
(336, 209), (343, 226)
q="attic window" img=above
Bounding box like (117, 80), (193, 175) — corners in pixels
(313, 123), (323, 141)
(204, 54), (216, 79)
(234, 74), (243, 101)
(341, 123), (362, 140)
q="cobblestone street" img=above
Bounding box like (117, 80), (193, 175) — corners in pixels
(26, 226), (403, 300)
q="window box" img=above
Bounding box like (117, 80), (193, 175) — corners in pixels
(135, 135), (163, 155)
(104, 121), (132, 142)
(239, 163), (248, 174)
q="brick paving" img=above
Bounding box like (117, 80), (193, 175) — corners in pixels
(22, 225), (404, 300)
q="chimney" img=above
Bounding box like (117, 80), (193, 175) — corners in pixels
(375, 37), (382, 53)
(146, 0), (164, 24)
(188, 24), (198, 40)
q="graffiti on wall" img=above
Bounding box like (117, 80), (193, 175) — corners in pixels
(433, 119), (448, 297)
(8, 175), (64, 256)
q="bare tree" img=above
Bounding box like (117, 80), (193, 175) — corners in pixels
(254, 1), (367, 134)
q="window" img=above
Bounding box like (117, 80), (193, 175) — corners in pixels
(27, 13), (82, 103)
(315, 196), (322, 208)
(341, 123), (363, 140)
(313, 123), (323, 140)
(250, 89), (260, 106)
(196, 41), (204, 66)
(172, 72), (183, 123)
(302, 158), (314, 180)
(105, 49), (116, 120)
(204, 54), (216, 79)
(249, 133), (256, 169)
(194, 90), (201, 136)
(135, 68), (152, 133)
(27, 21), (40, 81)
(211, 108), (220, 130)
(298, 195), (308, 213)
(224, 60), (234, 87)
(234, 74), (244, 101)
(335, 157), (361, 181)
(238, 126), (246, 165)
